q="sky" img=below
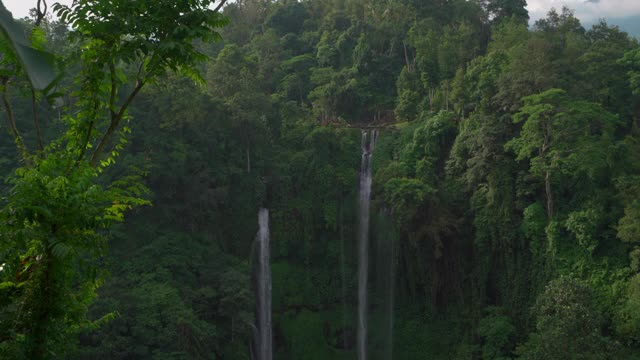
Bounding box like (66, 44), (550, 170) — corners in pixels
(3, 0), (640, 27)
(3, 0), (72, 19)
(527, 0), (640, 23)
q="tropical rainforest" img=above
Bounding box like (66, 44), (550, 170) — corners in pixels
(1, 0), (640, 359)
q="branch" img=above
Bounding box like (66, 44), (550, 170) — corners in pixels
(2, 78), (18, 139)
(31, 0), (47, 153)
(89, 55), (148, 167)
(35, 0), (47, 27)
(90, 79), (145, 167)
(31, 87), (44, 151)
(213, 0), (228, 14)
(74, 99), (99, 165)
(109, 61), (117, 119)
(1, 77), (30, 161)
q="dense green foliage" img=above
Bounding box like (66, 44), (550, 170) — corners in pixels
(0, 0), (227, 358)
(1, 0), (640, 359)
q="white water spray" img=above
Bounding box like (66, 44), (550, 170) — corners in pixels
(358, 129), (377, 360)
(256, 208), (272, 360)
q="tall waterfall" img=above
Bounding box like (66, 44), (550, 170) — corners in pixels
(358, 129), (377, 360)
(256, 208), (272, 360)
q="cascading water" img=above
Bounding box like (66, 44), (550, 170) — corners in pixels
(256, 208), (272, 360)
(358, 129), (377, 360)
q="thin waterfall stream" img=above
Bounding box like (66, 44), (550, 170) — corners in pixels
(358, 129), (377, 360)
(256, 208), (272, 360)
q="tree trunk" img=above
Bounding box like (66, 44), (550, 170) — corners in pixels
(545, 170), (553, 220)
(444, 81), (449, 110)
(246, 146), (251, 173)
(403, 42), (413, 72)
(428, 88), (436, 111)
(30, 246), (54, 360)
(632, 98), (640, 135)
(542, 121), (553, 219)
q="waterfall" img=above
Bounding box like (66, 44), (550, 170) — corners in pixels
(358, 129), (377, 360)
(256, 208), (272, 360)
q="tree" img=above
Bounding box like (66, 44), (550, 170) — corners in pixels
(477, 307), (516, 360)
(408, 18), (441, 110)
(206, 44), (272, 173)
(52, 0), (229, 166)
(577, 21), (637, 116)
(0, 1), (228, 357)
(395, 66), (422, 121)
(494, 37), (555, 112)
(533, 7), (584, 36)
(485, 0), (529, 25)
(506, 89), (617, 219)
(494, 8), (589, 113)
(621, 48), (640, 95)
(278, 54), (316, 105)
(516, 277), (618, 359)
(265, 1), (309, 36)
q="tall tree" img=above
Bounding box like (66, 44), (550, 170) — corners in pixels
(485, 0), (529, 25)
(506, 88), (617, 220)
(0, 1), (228, 357)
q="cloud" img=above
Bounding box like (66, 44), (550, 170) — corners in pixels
(527, 0), (640, 23)
(3, 0), (73, 18)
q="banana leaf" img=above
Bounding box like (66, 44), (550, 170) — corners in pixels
(0, 1), (58, 91)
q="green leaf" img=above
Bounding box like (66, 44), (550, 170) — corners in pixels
(51, 242), (72, 259)
(0, 281), (17, 290)
(0, 2), (58, 90)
